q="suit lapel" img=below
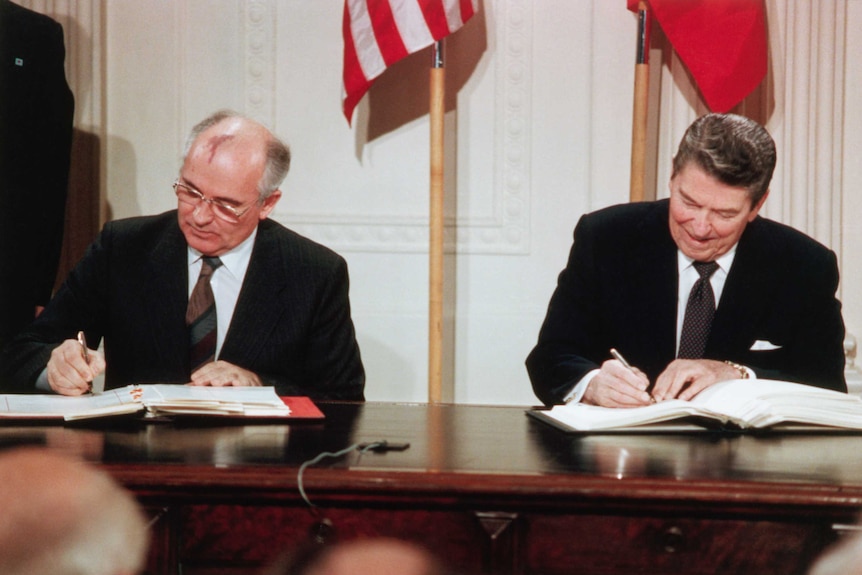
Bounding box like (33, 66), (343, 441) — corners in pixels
(220, 222), (287, 363)
(708, 218), (774, 356)
(626, 203), (679, 363)
(138, 220), (190, 369)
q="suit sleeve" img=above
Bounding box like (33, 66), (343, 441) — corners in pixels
(258, 256), (365, 401)
(0, 224), (110, 393)
(526, 216), (607, 406)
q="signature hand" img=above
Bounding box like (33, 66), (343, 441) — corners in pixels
(47, 339), (106, 396)
(582, 358), (653, 408)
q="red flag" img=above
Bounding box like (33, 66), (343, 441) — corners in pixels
(627, 0), (768, 112)
(342, 0), (478, 125)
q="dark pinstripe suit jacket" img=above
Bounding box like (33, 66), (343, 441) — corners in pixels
(0, 211), (365, 399)
(526, 199), (846, 406)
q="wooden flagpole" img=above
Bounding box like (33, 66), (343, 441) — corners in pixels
(428, 40), (445, 403)
(630, 1), (651, 202)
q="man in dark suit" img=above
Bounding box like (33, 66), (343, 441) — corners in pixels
(0, 110), (365, 400)
(527, 113), (846, 407)
(0, 0), (75, 352)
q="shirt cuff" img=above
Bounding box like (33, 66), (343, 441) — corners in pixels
(35, 368), (52, 392)
(562, 369), (600, 404)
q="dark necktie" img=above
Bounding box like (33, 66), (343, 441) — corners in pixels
(677, 260), (719, 359)
(187, 256), (223, 371)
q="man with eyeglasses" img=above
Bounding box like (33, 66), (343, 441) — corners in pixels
(0, 110), (365, 399)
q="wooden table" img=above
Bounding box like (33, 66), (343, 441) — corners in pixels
(2, 401), (862, 574)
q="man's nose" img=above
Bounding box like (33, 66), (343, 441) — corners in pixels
(192, 200), (216, 224)
(691, 212), (712, 236)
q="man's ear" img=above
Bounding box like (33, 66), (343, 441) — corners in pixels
(258, 189), (282, 220)
(747, 188), (769, 222)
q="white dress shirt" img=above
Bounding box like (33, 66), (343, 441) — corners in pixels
(187, 228), (257, 359)
(675, 247), (735, 355)
(564, 245), (746, 404)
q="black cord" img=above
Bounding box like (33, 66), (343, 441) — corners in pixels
(296, 441), (386, 509)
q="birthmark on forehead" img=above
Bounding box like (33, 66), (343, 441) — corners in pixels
(203, 134), (235, 163)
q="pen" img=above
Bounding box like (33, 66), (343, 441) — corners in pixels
(77, 330), (89, 362)
(610, 348), (655, 403)
(77, 330), (93, 393)
(609, 348), (632, 370)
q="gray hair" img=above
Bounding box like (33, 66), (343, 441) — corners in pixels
(672, 113), (776, 206)
(183, 109), (291, 200)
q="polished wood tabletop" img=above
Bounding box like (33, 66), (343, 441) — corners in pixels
(3, 401), (862, 575)
(1, 401), (861, 509)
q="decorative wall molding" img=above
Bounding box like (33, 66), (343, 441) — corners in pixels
(244, 0), (276, 126)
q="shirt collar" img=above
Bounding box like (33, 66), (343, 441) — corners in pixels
(187, 227), (258, 279)
(677, 243), (738, 276)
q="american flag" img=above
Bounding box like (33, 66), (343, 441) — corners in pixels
(342, 0), (478, 125)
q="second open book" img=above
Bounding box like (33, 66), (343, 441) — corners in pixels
(0, 385), (324, 421)
(530, 379), (862, 433)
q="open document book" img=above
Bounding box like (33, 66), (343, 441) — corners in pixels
(0, 385), (321, 422)
(529, 379), (862, 433)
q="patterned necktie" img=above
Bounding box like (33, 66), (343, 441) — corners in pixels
(677, 260), (720, 359)
(187, 256), (223, 371)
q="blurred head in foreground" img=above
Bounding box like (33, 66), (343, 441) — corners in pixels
(263, 537), (451, 575)
(0, 447), (149, 575)
(808, 529), (862, 575)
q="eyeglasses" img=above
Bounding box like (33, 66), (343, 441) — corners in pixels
(173, 179), (255, 224)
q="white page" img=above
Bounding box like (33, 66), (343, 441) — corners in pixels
(139, 384), (286, 407)
(543, 399), (708, 431)
(0, 387), (140, 417)
(690, 379), (862, 428)
(539, 379), (862, 431)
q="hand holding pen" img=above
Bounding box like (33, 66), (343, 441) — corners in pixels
(611, 348), (656, 404)
(580, 348), (654, 408)
(45, 331), (106, 396)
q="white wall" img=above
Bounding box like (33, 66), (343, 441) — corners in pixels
(25, 0), (862, 404)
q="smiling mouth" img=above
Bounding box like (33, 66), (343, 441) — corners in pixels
(685, 230), (714, 244)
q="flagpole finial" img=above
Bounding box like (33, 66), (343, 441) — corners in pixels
(433, 40), (444, 69)
(636, 1), (651, 65)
